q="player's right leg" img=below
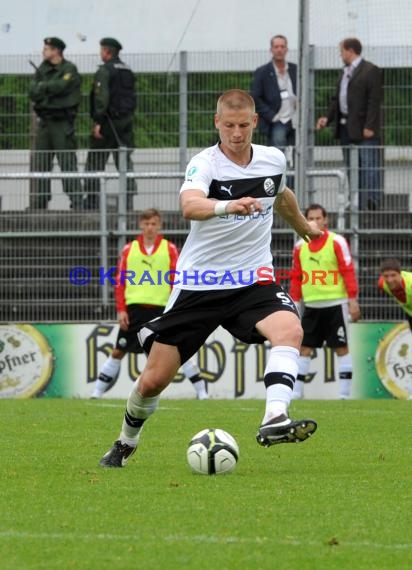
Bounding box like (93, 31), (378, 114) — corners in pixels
(99, 342), (181, 468)
(253, 306), (317, 447)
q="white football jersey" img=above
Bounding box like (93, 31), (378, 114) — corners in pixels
(175, 143), (286, 290)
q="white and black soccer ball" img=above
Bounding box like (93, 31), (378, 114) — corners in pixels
(186, 428), (239, 475)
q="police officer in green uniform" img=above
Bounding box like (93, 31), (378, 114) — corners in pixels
(29, 37), (83, 209)
(83, 38), (137, 209)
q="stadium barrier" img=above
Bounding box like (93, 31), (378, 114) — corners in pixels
(0, 321), (410, 400)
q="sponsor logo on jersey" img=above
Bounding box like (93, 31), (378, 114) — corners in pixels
(220, 184), (233, 196)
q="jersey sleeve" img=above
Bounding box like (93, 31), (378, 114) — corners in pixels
(333, 235), (358, 298)
(377, 275), (385, 292)
(289, 241), (303, 301)
(180, 155), (213, 195)
(167, 241), (180, 287)
(91, 66), (110, 122)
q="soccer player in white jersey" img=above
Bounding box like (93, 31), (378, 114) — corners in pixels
(100, 89), (323, 468)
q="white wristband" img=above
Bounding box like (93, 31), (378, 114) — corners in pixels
(214, 200), (230, 216)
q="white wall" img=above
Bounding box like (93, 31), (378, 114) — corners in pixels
(1, 0), (411, 56)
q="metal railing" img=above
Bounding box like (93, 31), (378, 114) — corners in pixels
(0, 147), (411, 323)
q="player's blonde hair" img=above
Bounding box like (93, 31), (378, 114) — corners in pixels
(216, 89), (256, 115)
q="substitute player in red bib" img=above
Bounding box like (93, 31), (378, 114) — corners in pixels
(289, 204), (360, 399)
(378, 258), (412, 331)
(91, 208), (208, 400)
(99, 89), (322, 468)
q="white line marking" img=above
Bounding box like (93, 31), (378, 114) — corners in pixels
(0, 531), (410, 550)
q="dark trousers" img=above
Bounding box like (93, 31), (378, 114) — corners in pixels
(84, 117), (136, 207)
(31, 118), (82, 208)
(339, 125), (382, 210)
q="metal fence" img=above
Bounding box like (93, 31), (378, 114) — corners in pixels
(1, 46), (411, 323)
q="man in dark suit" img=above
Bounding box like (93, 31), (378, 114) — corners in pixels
(251, 35), (297, 151)
(316, 37), (383, 211)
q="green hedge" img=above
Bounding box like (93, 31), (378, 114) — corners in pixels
(0, 69), (410, 149)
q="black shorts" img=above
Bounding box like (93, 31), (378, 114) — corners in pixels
(301, 304), (349, 348)
(116, 305), (164, 353)
(138, 283), (298, 364)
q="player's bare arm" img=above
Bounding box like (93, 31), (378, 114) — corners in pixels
(348, 299), (361, 322)
(181, 189), (263, 220)
(118, 310), (129, 330)
(274, 188), (323, 242)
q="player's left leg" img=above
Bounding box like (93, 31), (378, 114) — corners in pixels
(335, 346), (352, 399)
(91, 348), (124, 399)
(181, 359), (208, 400)
(326, 304), (352, 399)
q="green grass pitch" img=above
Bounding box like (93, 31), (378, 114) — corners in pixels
(1, 399), (412, 569)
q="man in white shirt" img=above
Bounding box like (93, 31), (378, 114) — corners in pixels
(251, 35), (297, 151)
(99, 89), (322, 469)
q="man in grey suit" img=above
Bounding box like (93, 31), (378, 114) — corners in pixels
(317, 37), (383, 211)
(251, 35), (297, 151)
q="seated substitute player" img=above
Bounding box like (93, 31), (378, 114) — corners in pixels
(99, 89), (322, 468)
(289, 204), (361, 400)
(91, 208), (208, 400)
(378, 258), (412, 331)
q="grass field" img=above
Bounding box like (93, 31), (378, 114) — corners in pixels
(1, 399), (411, 570)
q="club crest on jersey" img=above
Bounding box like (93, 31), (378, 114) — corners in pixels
(263, 178), (275, 196)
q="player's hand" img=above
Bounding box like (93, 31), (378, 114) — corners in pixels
(363, 128), (375, 139)
(300, 220), (323, 242)
(226, 197), (263, 216)
(118, 311), (129, 330)
(316, 117), (328, 130)
(348, 299), (361, 322)
(92, 123), (103, 139)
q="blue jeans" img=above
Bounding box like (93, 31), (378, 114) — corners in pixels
(268, 121), (295, 187)
(340, 126), (382, 210)
(268, 120), (295, 150)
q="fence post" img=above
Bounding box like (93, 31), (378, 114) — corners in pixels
(99, 177), (109, 309)
(118, 146), (127, 252)
(179, 51), (188, 174)
(295, 0), (310, 207)
(349, 145), (359, 274)
(307, 44), (316, 204)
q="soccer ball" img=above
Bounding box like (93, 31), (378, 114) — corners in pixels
(186, 428), (239, 475)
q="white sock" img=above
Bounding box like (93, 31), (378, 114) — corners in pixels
(119, 379), (159, 446)
(338, 353), (352, 399)
(91, 356), (122, 398)
(293, 355), (311, 399)
(191, 378), (209, 399)
(182, 361), (209, 399)
(262, 346), (299, 424)
(182, 360), (199, 378)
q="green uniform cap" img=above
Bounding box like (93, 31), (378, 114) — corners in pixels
(44, 37), (66, 51)
(100, 37), (122, 50)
